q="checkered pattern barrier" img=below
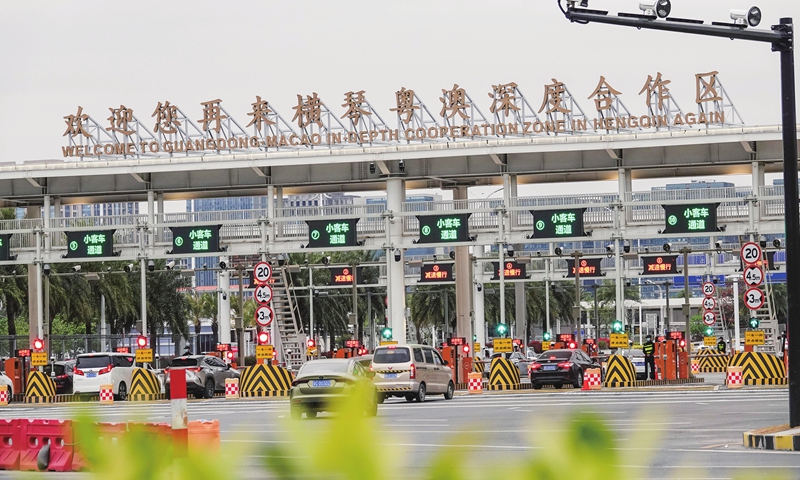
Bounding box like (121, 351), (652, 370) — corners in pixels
(727, 366), (743, 389)
(0, 385), (8, 406)
(225, 378), (239, 399)
(691, 359), (699, 374)
(468, 373), (482, 394)
(99, 384), (114, 404)
(585, 369), (602, 390)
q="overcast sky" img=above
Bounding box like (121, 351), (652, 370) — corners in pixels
(2, 0), (799, 203)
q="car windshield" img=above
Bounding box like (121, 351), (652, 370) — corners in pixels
(43, 365), (65, 376)
(298, 361), (350, 376)
(539, 351), (573, 360)
(171, 358), (199, 367)
(76, 356), (111, 369)
(619, 349), (645, 357)
(373, 348), (411, 364)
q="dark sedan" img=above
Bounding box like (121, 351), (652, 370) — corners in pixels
(528, 349), (601, 389)
(43, 361), (75, 394)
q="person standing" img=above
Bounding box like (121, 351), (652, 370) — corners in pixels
(643, 335), (656, 380)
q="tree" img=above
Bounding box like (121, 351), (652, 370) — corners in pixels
(408, 285), (454, 344)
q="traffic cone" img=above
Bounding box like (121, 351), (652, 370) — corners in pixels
(581, 373), (590, 391)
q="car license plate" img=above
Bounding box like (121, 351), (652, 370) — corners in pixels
(86, 372), (97, 378)
(383, 373), (397, 379)
(634, 362), (644, 366)
(311, 380), (332, 388)
(543, 365), (557, 371)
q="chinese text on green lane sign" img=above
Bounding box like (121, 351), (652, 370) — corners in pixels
(306, 219), (359, 248)
(169, 225), (222, 254)
(661, 204), (719, 234)
(530, 209), (586, 238)
(65, 230), (116, 258)
(416, 214), (471, 243)
(0, 234), (12, 261)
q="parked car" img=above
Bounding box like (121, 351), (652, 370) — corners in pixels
(43, 361), (75, 394)
(290, 358), (377, 419)
(165, 355), (240, 399)
(616, 349), (647, 380)
(73, 353), (138, 400)
(371, 344), (454, 403)
(529, 349), (602, 389)
(486, 352), (530, 378)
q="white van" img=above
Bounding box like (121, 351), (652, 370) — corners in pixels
(72, 352), (140, 400)
(371, 344), (454, 403)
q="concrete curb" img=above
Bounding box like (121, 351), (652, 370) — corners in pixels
(743, 425), (800, 451)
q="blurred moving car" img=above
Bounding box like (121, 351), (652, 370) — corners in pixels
(529, 349), (602, 389)
(43, 361), (75, 394)
(165, 355), (240, 399)
(290, 358), (377, 419)
(352, 355), (374, 378)
(73, 353), (138, 400)
(616, 349), (647, 380)
(371, 344), (454, 403)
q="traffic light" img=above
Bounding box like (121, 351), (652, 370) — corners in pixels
(461, 345), (470, 355)
(749, 317), (760, 329)
(568, 341), (577, 350)
(306, 338), (316, 349)
(32, 338), (44, 351)
(543, 331), (551, 342)
(136, 335), (147, 348)
(381, 327), (393, 340)
(225, 351), (234, 361)
(611, 320), (623, 333)
(704, 326), (714, 337)
(679, 339), (686, 348)
(495, 323), (508, 336)
(257, 331), (269, 345)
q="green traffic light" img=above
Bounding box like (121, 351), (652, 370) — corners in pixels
(749, 318), (759, 329)
(543, 332), (551, 342)
(381, 328), (392, 340)
(705, 327), (714, 337)
(612, 320), (623, 333)
(496, 323), (508, 336)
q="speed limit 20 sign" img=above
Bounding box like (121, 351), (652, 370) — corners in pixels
(740, 242), (762, 267)
(253, 261), (273, 285)
(702, 282), (715, 297)
(743, 287), (765, 310)
(254, 284), (273, 305)
(255, 305), (274, 327)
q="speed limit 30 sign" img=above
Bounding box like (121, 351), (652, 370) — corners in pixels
(740, 242), (763, 267)
(743, 287), (765, 310)
(255, 305), (274, 327)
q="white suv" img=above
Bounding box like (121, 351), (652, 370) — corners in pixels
(72, 353), (138, 400)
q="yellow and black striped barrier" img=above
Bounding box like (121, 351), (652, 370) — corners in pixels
(489, 357), (520, 391)
(729, 352), (787, 386)
(602, 355), (636, 388)
(129, 368), (162, 401)
(240, 364), (293, 397)
(24, 371), (56, 404)
(472, 358), (485, 374)
(696, 350), (730, 372)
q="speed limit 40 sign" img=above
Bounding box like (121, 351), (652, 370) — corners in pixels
(743, 287), (765, 310)
(255, 305), (274, 327)
(254, 284), (273, 305)
(740, 242), (763, 267)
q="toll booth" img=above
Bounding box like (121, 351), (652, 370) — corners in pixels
(5, 357), (24, 395)
(655, 340), (677, 380)
(443, 338), (471, 384)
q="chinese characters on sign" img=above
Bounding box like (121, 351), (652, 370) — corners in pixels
(330, 267), (362, 285)
(65, 230), (115, 258)
(661, 204), (719, 234)
(169, 225), (222, 254)
(566, 258), (603, 278)
(0, 234), (12, 262)
(306, 219), (359, 248)
(419, 263), (454, 283)
(491, 261), (527, 280)
(416, 214), (471, 244)
(531, 209), (586, 239)
(60, 71), (736, 158)
(641, 255), (678, 275)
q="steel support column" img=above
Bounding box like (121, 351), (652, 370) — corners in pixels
(473, 244), (486, 352)
(218, 258), (231, 345)
(453, 186), (472, 351)
(387, 178), (406, 344)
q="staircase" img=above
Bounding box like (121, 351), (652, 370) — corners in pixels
(272, 265), (305, 369)
(752, 272), (778, 353)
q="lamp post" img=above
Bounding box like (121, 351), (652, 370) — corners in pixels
(571, 251), (582, 344)
(561, 0), (797, 428)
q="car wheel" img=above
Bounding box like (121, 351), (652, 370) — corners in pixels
(376, 393), (385, 404)
(115, 382), (128, 401)
(574, 370), (584, 389)
(204, 379), (215, 399)
(532, 383), (543, 390)
(444, 381), (454, 400)
(290, 406), (302, 420)
(306, 410), (317, 419)
(553, 383), (563, 389)
(415, 383), (426, 403)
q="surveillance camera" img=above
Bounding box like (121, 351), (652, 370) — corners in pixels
(43, 264), (51, 276)
(369, 162), (376, 174)
(304, 258), (309, 265)
(394, 250), (401, 263)
(166, 260), (176, 270)
(759, 236), (767, 248)
(107, 266), (112, 272)
(222, 292), (227, 300)
(72, 265), (81, 272)
(639, 0), (670, 18)
(536, 251), (541, 257)
(398, 160), (405, 172)
(663, 243), (672, 252)
(322, 255), (331, 265)
(477, 283), (483, 292)
(147, 260), (155, 272)
(506, 246), (514, 258)
(218, 260), (227, 270)
(644, 247), (649, 253)
(623, 242), (631, 254)
(449, 251), (455, 260)
(773, 239), (782, 248)
(715, 241), (723, 250)
(554, 247), (563, 256)
(730, 6), (761, 27)
(124, 263), (134, 273)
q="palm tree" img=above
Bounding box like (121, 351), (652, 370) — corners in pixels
(408, 285), (455, 343)
(187, 293), (211, 352)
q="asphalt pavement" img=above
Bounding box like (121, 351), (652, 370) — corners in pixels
(0, 386), (795, 479)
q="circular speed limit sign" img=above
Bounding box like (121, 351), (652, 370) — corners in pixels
(702, 282), (715, 297)
(740, 242), (762, 267)
(743, 287), (765, 310)
(254, 284), (273, 305)
(743, 266), (764, 287)
(702, 297), (716, 311)
(253, 261), (273, 285)
(255, 305), (274, 327)
(702, 311), (716, 326)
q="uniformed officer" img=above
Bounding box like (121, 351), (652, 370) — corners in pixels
(643, 335), (656, 380)
(717, 337), (726, 355)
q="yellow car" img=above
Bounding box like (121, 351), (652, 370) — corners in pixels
(290, 358), (377, 419)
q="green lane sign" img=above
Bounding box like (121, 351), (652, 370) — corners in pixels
(416, 214), (471, 243)
(0, 234), (12, 261)
(306, 219), (359, 248)
(530, 208), (586, 238)
(170, 225), (222, 254)
(64, 230), (116, 258)
(661, 204), (719, 234)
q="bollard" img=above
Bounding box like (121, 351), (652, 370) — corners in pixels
(169, 368), (188, 458)
(224, 378), (239, 399)
(0, 385), (8, 406)
(585, 368), (602, 390)
(98, 384), (114, 405)
(467, 372), (482, 394)
(690, 358), (699, 375)
(726, 365), (743, 389)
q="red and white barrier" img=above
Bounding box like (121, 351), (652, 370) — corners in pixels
(99, 385), (114, 404)
(225, 378), (239, 399)
(0, 386), (9, 406)
(169, 368), (188, 458)
(467, 372), (482, 394)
